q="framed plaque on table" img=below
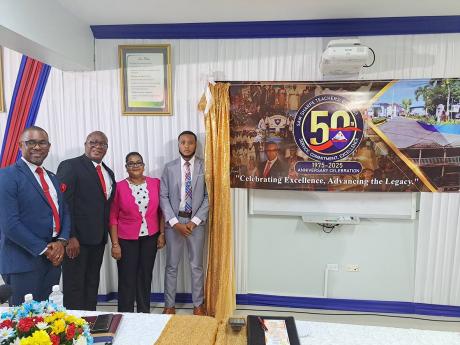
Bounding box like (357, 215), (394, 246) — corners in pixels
(119, 44), (172, 115)
(247, 315), (300, 345)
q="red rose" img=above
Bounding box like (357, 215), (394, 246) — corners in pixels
(17, 317), (34, 333)
(66, 323), (76, 340)
(33, 316), (44, 324)
(50, 333), (60, 345)
(60, 183), (67, 193)
(0, 319), (13, 328)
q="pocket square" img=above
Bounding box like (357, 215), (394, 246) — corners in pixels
(60, 183), (67, 193)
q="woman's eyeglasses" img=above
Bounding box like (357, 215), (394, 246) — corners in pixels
(126, 162), (144, 168)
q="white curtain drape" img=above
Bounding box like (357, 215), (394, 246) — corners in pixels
(0, 32), (459, 303)
(415, 193), (460, 305)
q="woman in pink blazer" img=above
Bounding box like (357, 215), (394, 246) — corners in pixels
(109, 152), (165, 313)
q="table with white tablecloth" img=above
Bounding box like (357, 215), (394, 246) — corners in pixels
(295, 320), (460, 345)
(2, 308), (460, 345)
(70, 311), (171, 345)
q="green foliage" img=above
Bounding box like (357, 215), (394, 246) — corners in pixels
(406, 114), (460, 125)
(415, 79), (460, 116)
(401, 98), (412, 113)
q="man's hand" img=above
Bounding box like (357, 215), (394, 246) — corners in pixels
(66, 237), (80, 259)
(174, 223), (192, 237)
(185, 221), (197, 232)
(45, 241), (65, 266)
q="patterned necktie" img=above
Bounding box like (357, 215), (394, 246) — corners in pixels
(184, 161), (192, 213)
(96, 164), (107, 199)
(35, 167), (61, 234)
(263, 161), (271, 177)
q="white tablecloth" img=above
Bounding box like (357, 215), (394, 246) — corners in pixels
(70, 310), (171, 345)
(2, 307), (459, 345)
(295, 320), (460, 345)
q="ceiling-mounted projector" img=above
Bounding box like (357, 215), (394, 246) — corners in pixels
(320, 39), (373, 76)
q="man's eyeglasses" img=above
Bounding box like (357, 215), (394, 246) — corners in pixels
(87, 141), (108, 149)
(22, 140), (50, 149)
(126, 162), (145, 168)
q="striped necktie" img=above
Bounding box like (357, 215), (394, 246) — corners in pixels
(184, 161), (192, 213)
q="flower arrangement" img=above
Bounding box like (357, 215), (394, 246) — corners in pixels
(0, 300), (93, 345)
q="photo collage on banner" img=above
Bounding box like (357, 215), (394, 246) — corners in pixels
(229, 79), (460, 192)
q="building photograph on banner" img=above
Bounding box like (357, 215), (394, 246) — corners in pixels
(229, 79), (460, 192)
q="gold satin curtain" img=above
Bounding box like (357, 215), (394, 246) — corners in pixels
(203, 83), (236, 319)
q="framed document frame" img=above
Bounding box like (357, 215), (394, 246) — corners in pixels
(119, 45), (172, 115)
(0, 47), (5, 113)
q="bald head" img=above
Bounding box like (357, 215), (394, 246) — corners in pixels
(84, 131), (108, 163)
(86, 131), (107, 143)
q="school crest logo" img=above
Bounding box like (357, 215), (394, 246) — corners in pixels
(293, 94), (364, 162)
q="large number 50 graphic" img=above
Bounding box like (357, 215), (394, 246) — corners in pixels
(309, 110), (350, 145)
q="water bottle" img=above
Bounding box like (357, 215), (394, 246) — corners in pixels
(24, 294), (33, 303)
(49, 285), (63, 307)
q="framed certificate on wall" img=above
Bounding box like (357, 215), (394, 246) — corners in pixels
(0, 47), (5, 113)
(119, 44), (172, 115)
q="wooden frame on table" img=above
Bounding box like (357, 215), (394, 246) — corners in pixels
(119, 44), (172, 115)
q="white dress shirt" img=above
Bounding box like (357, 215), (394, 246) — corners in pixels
(168, 155), (201, 227)
(92, 161), (112, 199)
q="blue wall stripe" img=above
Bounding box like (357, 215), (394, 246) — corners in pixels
(15, 63), (51, 161)
(25, 64), (51, 128)
(97, 292), (460, 317)
(0, 56), (27, 161)
(91, 16), (460, 39)
(236, 294), (460, 317)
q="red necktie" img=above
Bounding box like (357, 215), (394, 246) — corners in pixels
(35, 167), (61, 234)
(96, 164), (107, 199)
(263, 161), (271, 177)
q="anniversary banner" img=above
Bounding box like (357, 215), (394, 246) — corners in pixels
(229, 79), (460, 192)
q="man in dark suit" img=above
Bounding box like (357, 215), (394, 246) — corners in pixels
(258, 142), (288, 178)
(57, 131), (115, 310)
(0, 126), (70, 305)
(160, 131), (209, 316)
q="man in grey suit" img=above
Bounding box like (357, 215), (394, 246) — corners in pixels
(160, 131), (209, 316)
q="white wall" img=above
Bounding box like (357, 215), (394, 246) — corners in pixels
(1, 32), (459, 303)
(0, 0), (94, 70)
(248, 215), (416, 301)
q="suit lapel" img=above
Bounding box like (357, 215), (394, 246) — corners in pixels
(80, 155), (106, 199)
(102, 161), (116, 198)
(16, 160), (50, 207)
(48, 170), (65, 214)
(173, 158), (181, 197)
(192, 158), (201, 192)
